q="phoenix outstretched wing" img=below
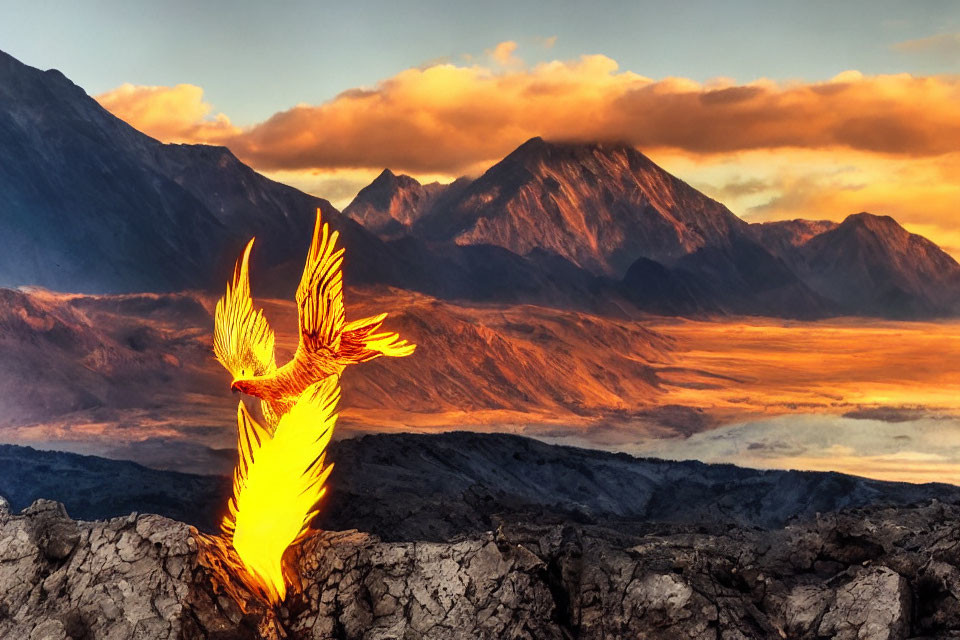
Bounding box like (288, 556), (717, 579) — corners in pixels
(294, 212), (345, 359)
(214, 239), (277, 381)
(222, 376), (339, 605)
(339, 312), (416, 362)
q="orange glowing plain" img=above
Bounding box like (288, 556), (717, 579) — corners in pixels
(648, 316), (960, 421)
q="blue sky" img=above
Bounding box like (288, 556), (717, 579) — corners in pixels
(1, 0), (957, 124)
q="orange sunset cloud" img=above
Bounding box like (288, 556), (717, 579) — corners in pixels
(97, 82), (240, 144)
(99, 57), (960, 172)
(96, 46), (960, 249)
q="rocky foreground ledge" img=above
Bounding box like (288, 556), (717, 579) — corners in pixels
(4, 495), (960, 639)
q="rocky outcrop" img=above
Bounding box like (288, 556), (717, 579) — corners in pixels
(0, 496), (248, 639)
(6, 494), (960, 639)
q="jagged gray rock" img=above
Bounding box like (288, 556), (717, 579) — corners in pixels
(0, 499), (248, 639)
(5, 496), (960, 639)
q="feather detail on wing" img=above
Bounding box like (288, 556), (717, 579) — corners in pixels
(222, 376), (339, 605)
(339, 313), (416, 363)
(214, 239), (277, 379)
(295, 210), (345, 358)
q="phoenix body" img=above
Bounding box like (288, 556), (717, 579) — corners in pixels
(213, 209), (415, 429)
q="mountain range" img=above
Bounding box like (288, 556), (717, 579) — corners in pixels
(344, 140), (960, 318)
(5, 432), (960, 538)
(2, 48), (960, 318)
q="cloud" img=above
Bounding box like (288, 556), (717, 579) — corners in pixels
(488, 40), (522, 66)
(233, 65), (960, 174)
(660, 147), (960, 255)
(96, 51), (960, 251)
(893, 32), (960, 58)
(96, 83), (240, 144)
(538, 35), (558, 49)
(693, 176), (770, 200)
(99, 56), (960, 176)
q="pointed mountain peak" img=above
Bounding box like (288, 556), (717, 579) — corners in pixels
(0, 48), (77, 93)
(508, 136), (549, 157)
(415, 137), (745, 275)
(372, 167), (397, 182)
(344, 169), (440, 237)
(368, 167), (424, 191)
(483, 138), (661, 193)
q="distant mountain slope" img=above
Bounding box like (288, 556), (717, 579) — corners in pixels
(798, 213), (960, 317)
(0, 49), (415, 294)
(413, 137), (748, 276)
(0, 51), (220, 291)
(380, 137), (839, 317)
(619, 236), (832, 319)
(0, 444), (229, 530)
(3, 432), (960, 541)
(343, 169), (449, 238)
(346, 138), (960, 319)
(749, 219), (839, 261)
(0, 50), (620, 307)
(757, 213), (960, 317)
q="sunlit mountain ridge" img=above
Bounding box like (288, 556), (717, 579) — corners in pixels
(3, 48), (960, 318)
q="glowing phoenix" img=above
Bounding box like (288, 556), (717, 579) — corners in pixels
(206, 208), (416, 609)
(221, 377), (340, 605)
(213, 209), (415, 429)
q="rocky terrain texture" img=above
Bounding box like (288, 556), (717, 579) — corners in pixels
(0, 286), (670, 468)
(315, 432), (960, 540)
(5, 282), (960, 477)
(6, 491), (960, 638)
